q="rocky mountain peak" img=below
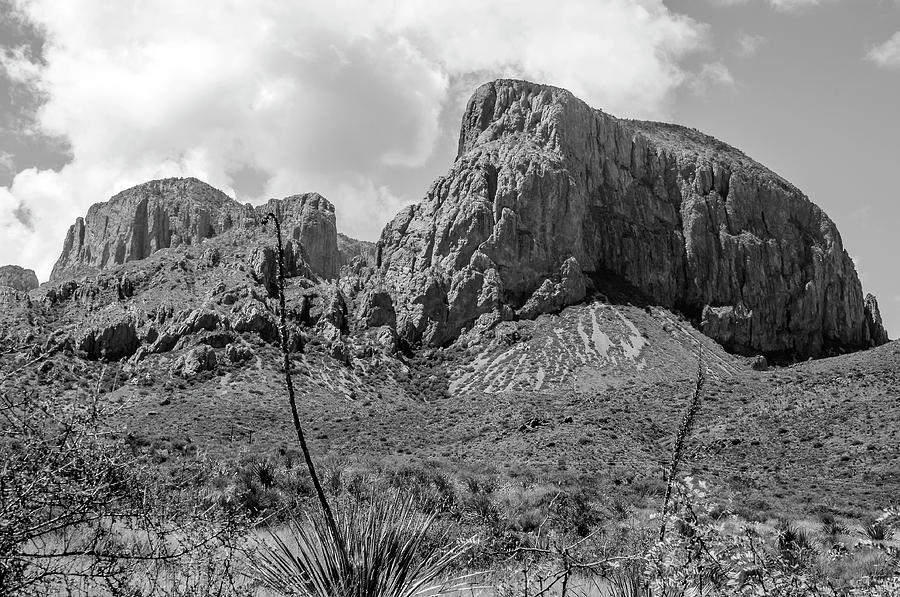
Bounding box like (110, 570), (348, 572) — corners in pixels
(377, 78), (886, 359)
(0, 264), (39, 291)
(253, 193), (339, 280)
(50, 179), (341, 281)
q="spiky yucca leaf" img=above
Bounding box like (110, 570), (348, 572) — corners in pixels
(253, 493), (466, 597)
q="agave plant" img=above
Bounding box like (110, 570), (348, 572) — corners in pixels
(252, 492), (468, 597)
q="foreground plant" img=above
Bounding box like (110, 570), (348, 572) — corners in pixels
(252, 493), (468, 597)
(264, 211), (339, 541)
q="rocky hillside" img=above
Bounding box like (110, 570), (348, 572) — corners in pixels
(0, 264), (38, 291)
(374, 80), (886, 360)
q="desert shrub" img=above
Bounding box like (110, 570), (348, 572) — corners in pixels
(252, 492), (467, 597)
(819, 512), (848, 538)
(775, 520), (819, 569)
(1, 378), (249, 595)
(860, 518), (895, 542)
(553, 488), (602, 537)
(387, 464), (456, 513)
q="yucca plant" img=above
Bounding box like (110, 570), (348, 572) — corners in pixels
(861, 519), (894, 542)
(252, 492), (467, 597)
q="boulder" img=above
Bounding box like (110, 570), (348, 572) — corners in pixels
(517, 257), (586, 320)
(751, 355), (769, 371)
(225, 342), (254, 362)
(173, 345), (217, 377)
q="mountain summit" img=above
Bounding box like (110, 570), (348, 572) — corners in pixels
(375, 79), (885, 359)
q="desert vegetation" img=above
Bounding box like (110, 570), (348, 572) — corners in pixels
(2, 214), (898, 595)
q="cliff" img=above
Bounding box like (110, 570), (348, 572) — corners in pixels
(375, 79), (884, 358)
(51, 178), (340, 281)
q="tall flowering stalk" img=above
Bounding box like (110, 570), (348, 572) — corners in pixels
(659, 346), (705, 542)
(263, 212), (341, 551)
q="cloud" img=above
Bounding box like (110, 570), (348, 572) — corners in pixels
(0, 0), (717, 280)
(768, 0), (828, 10)
(866, 32), (900, 69)
(736, 33), (767, 57)
(708, 0), (832, 11)
(687, 62), (736, 95)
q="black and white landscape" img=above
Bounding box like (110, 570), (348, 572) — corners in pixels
(2, 2), (899, 596)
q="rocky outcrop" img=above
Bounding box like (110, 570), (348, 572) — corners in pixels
(232, 300), (279, 344)
(52, 178), (249, 280)
(77, 313), (140, 360)
(376, 79), (885, 358)
(356, 287), (396, 328)
(172, 345), (217, 377)
(337, 233), (376, 268)
(0, 265), (38, 291)
(516, 257), (587, 320)
(249, 241), (316, 297)
(51, 179), (341, 282)
(255, 193), (339, 279)
(864, 294), (889, 345)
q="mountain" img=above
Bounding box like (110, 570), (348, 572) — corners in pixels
(374, 80), (885, 360)
(0, 264), (38, 291)
(51, 178), (340, 281)
(1, 79), (896, 517)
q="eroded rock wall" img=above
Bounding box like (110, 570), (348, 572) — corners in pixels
(376, 79), (883, 358)
(51, 179), (341, 281)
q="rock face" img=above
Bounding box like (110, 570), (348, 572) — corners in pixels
(864, 294), (889, 346)
(52, 178), (249, 280)
(376, 79), (885, 358)
(0, 265), (38, 291)
(77, 313), (140, 360)
(254, 193), (340, 279)
(51, 179), (341, 281)
(337, 233), (376, 268)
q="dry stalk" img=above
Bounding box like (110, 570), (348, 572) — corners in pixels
(264, 212), (341, 547)
(658, 345), (705, 542)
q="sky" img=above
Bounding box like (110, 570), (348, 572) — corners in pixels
(0, 0), (897, 336)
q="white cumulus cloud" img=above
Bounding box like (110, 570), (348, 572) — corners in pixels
(867, 32), (900, 69)
(1, 0), (723, 281)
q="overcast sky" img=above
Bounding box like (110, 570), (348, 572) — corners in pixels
(1, 0), (897, 336)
